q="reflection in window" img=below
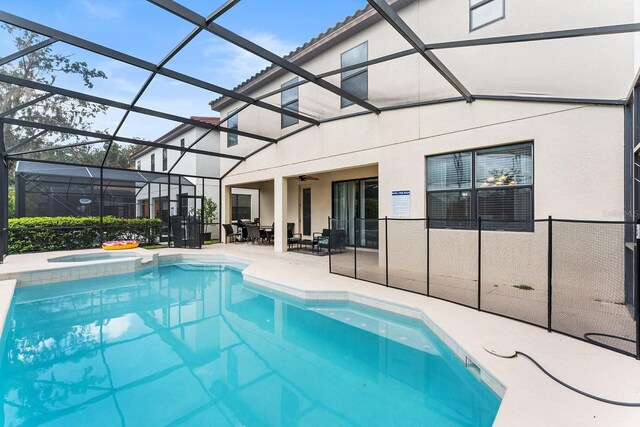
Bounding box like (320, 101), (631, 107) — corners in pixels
(232, 194), (251, 221)
(470, 0), (505, 31)
(281, 77), (299, 128)
(340, 42), (368, 108)
(426, 142), (533, 231)
(227, 111), (238, 147)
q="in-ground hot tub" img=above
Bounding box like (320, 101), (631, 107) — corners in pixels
(48, 252), (140, 263)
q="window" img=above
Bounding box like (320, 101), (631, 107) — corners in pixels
(150, 153), (155, 172)
(426, 142), (533, 231)
(231, 194), (251, 221)
(470, 0), (505, 31)
(340, 42), (368, 108)
(227, 111), (238, 147)
(281, 77), (299, 128)
(136, 160), (141, 170)
(162, 148), (167, 171)
(180, 138), (185, 148)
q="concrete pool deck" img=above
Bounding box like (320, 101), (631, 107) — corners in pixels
(1, 244), (640, 426)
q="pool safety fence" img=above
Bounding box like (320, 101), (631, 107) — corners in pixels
(329, 217), (640, 359)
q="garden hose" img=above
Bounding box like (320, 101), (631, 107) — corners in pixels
(485, 348), (640, 407)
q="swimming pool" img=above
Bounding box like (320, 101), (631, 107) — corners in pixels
(0, 261), (501, 426)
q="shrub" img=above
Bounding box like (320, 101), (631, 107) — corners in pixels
(8, 216), (163, 254)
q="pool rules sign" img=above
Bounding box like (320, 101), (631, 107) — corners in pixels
(392, 190), (411, 218)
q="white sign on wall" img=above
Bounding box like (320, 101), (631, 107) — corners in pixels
(392, 190), (411, 218)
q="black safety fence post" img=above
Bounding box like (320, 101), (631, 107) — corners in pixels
(328, 216), (332, 273)
(354, 216), (358, 280)
(218, 179), (222, 245)
(99, 167), (104, 245)
(636, 217), (640, 359)
(167, 173), (172, 248)
(477, 216), (482, 311)
(0, 123), (7, 263)
(548, 215), (553, 333)
(200, 196), (205, 249)
(426, 216), (430, 296)
(385, 216), (389, 287)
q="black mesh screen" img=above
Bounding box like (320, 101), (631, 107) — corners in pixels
(329, 217), (639, 359)
(481, 220), (547, 326)
(354, 219), (384, 284)
(551, 221), (636, 356)
(428, 220), (478, 308)
(329, 219), (354, 277)
(387, 219), (427, 293)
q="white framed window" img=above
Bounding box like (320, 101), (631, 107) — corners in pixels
(227, 111), (238, 147)
(470, 0), (505, 31)
(150, 153), (155, 172)
(426, 142), (533, 231)
(281, 77), (299, 128)
(162, 148), (167, 171)
(340, 41), (368, 108)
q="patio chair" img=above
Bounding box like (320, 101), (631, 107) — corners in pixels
(287, 222), (301, 250)
(260, 222), (274, 244)
(245, 223), (261, 244)
(315, 228), (346, 253)
(223, 224), (241, 243)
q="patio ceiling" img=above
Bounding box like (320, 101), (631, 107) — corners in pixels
(0, 0), (639, 180)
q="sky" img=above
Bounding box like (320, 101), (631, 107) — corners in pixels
(1, 0), (367, 140)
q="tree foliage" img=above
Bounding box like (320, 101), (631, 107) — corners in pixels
(0, 25), (138, 172)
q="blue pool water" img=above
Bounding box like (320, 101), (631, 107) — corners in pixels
(0, 262), (500, 426)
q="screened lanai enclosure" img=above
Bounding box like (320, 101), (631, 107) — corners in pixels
(14, 161), (197, 219)
(1, 0), (640, 359)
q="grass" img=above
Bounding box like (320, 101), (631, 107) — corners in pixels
(513, 284), (534, 291)
(203, 239), (220, 245)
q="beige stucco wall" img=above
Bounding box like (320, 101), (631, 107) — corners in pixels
(215, 0), (636, 148)
(224, 102), (624, 221)
(221, 101), (627, 303)
(215, 0), (634, 303)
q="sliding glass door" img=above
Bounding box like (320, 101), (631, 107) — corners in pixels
(332, 177), (378, 248)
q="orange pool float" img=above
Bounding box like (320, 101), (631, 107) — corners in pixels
(102, 240), (139, 250)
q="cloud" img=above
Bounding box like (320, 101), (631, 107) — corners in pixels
(201, 31), (298, 87)
(75, 0), (123, 19)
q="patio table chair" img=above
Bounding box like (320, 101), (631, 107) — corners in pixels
(315, 228), (346, 253)
(223, 224), (241, 243)
(245, 223), (262, 244)
(260, 223), (274, 244)
(287, 222), (301, 250)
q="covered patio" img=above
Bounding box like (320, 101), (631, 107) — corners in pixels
(223, 164), (379, 253)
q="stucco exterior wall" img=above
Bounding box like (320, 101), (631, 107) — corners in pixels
(214, 0), (634, 303)
(224, 102), (624, 221)
(215, 0), (636, 148)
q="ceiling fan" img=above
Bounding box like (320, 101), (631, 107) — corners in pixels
(297, 175), (319, 182)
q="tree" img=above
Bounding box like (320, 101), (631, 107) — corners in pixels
(0, 24), (116, 173)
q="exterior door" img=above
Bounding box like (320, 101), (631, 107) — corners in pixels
(332, 177), (378, 248)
